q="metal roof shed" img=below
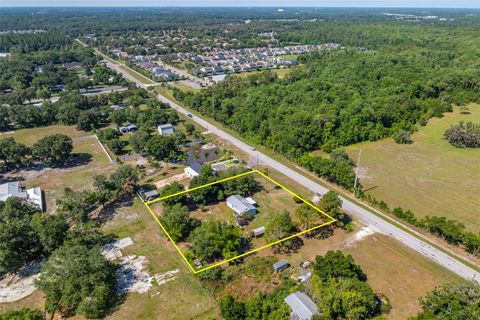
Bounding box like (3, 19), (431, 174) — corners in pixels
(273, 259), (289, 272)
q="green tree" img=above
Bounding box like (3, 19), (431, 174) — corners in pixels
(36, 244), (117, 319)
(189, 221), (241, 261)
(312, 250), (367, 282)
(413, 282), (480, 320)
(318, 191), (346, 227)
(220, 295), (246, 320)
(145, 135), (179, 161)
(30, 213), (68, 254)
(159, 181), (186, 206)
(159, 203), (196, 242)
(310, 275), (379, 320)
(0, 137), (31, 169)
(109, 165), (139, 195)
(31, 134), (73, 166)
(0, 308), (43, 320)
(266, 211), (301, 253)
(294, 202), (322, 229)
(129, 129), (150, 153)
(393, 130), (413, 144)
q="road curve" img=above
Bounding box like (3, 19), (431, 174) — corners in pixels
(108, 59), (480, 283)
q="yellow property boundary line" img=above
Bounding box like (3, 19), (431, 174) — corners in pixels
(141, 169), (336, 273)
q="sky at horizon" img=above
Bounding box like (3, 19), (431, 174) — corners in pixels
(2, 1), (480, 8)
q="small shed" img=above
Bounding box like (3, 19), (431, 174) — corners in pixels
(157, 123), (175, 135)
(252, 226), (265, 237)
(273, 259), (290, 273)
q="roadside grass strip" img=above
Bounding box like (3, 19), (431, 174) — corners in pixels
(141, 169), (336, 273)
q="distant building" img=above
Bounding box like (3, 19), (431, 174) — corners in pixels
(226, 195), (256, 216)
(118, 124), (137, 134)
(157, 124), (175, 135)
(273, 259), (290, 273)
(185, 162), (202, 178)
(0, 181), (44, 211)
(284, 291), (319, 320)
(0, 53), (11, 58)
(63, 62), (83, 69)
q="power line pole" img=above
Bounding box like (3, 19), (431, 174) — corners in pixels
(354, 149), (362, 191)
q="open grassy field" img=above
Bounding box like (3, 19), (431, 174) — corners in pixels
(0, 125), (91, 145)
(345, 104), (480, 232)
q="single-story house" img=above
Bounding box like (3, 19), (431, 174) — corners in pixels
(273, 259), (289, 273)
(141, 189), (159, 202)
(185, 162), (202, 178)
(0, 181), (44, 211)
(252, 226), (265, 237)
(284, 291), (319, 320)
(118, 124), (137, 134)
(226, 195), (256, 216)
(157, 124), (175, 135)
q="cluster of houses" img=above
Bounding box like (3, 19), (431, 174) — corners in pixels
(110, 50), (182, 82)
(184, 43), (340, 77)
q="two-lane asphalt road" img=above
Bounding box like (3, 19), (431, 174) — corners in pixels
(107, 58), (480, 283)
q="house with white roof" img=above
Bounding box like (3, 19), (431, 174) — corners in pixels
(185, 162), (202, 178)
(0, 181), (44, 211)
(226, 195), (256, 216)
(284, 291), (319, 320)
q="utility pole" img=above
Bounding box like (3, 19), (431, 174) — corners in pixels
(354, 149), (362, 191)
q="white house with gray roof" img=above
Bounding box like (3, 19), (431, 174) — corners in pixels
(226, 194), (256, 216)
(284, 291), (319, 320)
(0, 181), (44, 211)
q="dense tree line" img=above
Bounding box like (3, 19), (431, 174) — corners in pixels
(361, 195), (480, 257)
(412, 281), (480, 319)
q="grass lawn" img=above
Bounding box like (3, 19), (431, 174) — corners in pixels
(345, 104), (480, 232)
(103, 198), (218, 320)
(119, 65), (155, 85)
(170, 82), (200, 92)
(1, 125), (91, 145)
(16, 136), (114, 211)
(231, 67), (294, 79)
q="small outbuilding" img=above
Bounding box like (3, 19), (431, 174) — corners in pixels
(184, 162), (202, 178)
(284, 291), (319, 320)
(252, 226), (265, 237)
(157, 123), (175, 135)
(273, 259), (290, 273)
